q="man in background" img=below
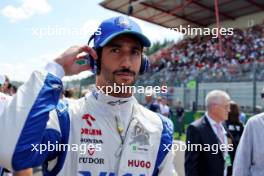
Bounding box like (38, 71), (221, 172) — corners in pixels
(176, 101), (185, 137)
(159, 97), (170, 117)
(144, 89), (160, 113)
(185, 90), (234, 176)
(233, 90), (264, 175)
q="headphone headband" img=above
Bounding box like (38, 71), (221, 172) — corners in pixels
(87, 34), (95, 46)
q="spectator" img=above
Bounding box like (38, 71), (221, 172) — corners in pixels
(0, 75), (5, 93)
(61, 89), (77, 106)
(64, 89), (74, 98)
(144, 90), (160, 113)
(175, 101), (185, 136)
(224, 101), (244, 176)
(0, 76), (12, 115)
(185, 90), (234, 176)
(233, 111), (264, 176)
(9, 84), (17, 96)
(2, 76), (9, 95)
(239, 106), (247, 125)
(159, 97), (170, 117)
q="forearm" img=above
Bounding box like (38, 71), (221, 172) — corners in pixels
(14, 169), (33, 176)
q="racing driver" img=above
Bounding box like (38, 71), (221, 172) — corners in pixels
(0, 16), (176, 176)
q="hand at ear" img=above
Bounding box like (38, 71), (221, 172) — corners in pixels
(55, 45), (98, 76)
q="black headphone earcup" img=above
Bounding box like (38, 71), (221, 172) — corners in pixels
(94, 47), (101, 75)
(84, 53), (96, 74)
(84, 47), (101, 74)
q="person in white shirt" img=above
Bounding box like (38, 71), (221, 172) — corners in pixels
(159, 97), (170, 117)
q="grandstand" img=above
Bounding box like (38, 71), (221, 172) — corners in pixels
(142, 24), (263, 84)
(134, 23), (264, 111)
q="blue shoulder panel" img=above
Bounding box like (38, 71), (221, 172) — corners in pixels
(43, 101), (70, 176)
(153, 114), (174, 176)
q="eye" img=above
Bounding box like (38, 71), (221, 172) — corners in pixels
(110, 48), (120, 53)
(132, 49), (140, 56)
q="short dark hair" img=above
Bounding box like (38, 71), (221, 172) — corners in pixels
(228, 101), (240, 123)
(64, 89), (74, 98)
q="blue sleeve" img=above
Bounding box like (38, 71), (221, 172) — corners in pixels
(153, 114), (174, 175)
(11, 73), (63, 171)
(0, 167), (3, 176)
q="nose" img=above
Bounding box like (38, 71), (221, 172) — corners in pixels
(119, 53), (132, 69)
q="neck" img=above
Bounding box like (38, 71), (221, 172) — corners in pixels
(207, 112), (221, 124)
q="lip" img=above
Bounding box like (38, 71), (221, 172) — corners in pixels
(115, 72), (134, 77)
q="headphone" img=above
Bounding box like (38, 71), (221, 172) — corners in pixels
(85, 34), (150, 75)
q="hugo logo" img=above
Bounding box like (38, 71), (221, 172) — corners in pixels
(128, 160), (151, 169)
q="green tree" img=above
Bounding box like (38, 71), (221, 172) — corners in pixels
(145, 39), (174, 55)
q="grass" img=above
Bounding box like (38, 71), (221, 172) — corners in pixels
(174, 132), (186, 141)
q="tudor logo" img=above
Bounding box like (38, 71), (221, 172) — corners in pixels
(79, 157), (104, 165)
(82, 114), (95, 127)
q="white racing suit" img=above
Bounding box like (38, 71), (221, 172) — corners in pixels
(0, 63), (176, 176)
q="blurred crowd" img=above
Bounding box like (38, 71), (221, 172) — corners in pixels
(0, 75), (17, 96)
(141, 24), (264, 86)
